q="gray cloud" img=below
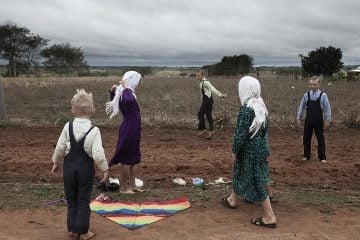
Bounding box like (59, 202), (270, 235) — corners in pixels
(1, 0), (359, 66)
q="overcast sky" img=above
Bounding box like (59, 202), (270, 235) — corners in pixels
(1, 0), (360, 66)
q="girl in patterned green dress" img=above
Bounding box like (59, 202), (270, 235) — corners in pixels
(222, 76), (277, 228)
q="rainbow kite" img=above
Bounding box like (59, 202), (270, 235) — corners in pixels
(90, 196), (191, 230)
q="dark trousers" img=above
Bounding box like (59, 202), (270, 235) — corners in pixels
(198, 97), (214, 131)
(303, 118), (326, 160)
(63, 162), (94, 234)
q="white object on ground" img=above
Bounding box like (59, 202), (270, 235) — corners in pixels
(135, 178), (144, 188)
(192, 178), (204, 186)
(207, 177), (233, 185)
(173, 178), (186, 186)
(109, 177), (120, 185)
(214, 177), (225, 184)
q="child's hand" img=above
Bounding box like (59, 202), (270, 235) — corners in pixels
(51, 164), (60, 174)
(110, 85), (117, 92)
(100, 170), (109, 183)
(324, 121), (331, 130)
(221, 93), (227, 98)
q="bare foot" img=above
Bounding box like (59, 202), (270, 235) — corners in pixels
(80, 231), (95, 240)
(120, 189), (135, 194)
(68, 232), (79, 239)
(197, 130), (207, 137)
(206, 131), (215, 139)
(132, 187), (145, 192)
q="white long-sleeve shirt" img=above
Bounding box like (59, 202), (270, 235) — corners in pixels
(199, 78), (226, 98)
(52, 118), (108, 172)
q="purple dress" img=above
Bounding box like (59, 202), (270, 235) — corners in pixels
(109, 88), (141, 166)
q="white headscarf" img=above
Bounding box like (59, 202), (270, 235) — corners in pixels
(238, 76), (268, 139)
(105, 71), (142, 118)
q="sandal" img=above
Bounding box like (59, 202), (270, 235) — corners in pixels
(221, 196), (237, 209)
(251, 217), (276, 228)
(270, 196), (278, 204)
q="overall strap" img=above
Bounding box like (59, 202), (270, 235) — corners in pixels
(68, 121), (76, 147)
(68, 121), (94, 147)
(307, 91), (311, 101)
(78, 126), (95, 146)
(318, 91), (323, 101)
(201, 79), (208, 90)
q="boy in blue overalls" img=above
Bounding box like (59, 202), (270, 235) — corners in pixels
(296, 76), (332, 163)
(52, 89), (109, 240)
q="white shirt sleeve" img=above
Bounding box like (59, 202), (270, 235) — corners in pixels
(52, 123), (69, 165)
(51, 120), (108, 172)
(87, 127), (108, 172)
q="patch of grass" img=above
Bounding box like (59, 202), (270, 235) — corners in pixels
(1, 182), (359, 211)
(0, 182), (229, 210)
(285, 183), (360, 206)
(0, 183), (63, 210)
(0, 120), (10, 128)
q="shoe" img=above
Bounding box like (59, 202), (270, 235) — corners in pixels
(221, 196), (237, 209)
(300, 157), (309, 161)
(320, 159), (327, 163)
(94, 176), (106, 190)
(251, 217), (276, 228)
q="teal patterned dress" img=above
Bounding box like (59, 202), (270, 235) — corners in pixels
(232, 106), (270, 202)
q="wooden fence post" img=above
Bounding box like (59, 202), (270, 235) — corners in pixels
(0, 77), (7, 120)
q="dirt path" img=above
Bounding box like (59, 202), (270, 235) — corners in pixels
(0, 204), (359, 240)
(0, 126), (359, 239)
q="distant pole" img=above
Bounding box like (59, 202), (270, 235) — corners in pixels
(0, 77), (7, 120)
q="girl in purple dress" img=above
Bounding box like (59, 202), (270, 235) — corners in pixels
(106, 71), (143, 194)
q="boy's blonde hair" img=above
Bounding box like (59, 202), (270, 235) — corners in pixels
(71, 89), (94, 116)
(197, 69), (207, 76)
(309, 75), (321, 83)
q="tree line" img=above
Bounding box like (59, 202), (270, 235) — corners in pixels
(202, 46), (344, 78)
(203, 54), (254, 76)
(0, 23), (88, 77)
(1, 23), (344, 78)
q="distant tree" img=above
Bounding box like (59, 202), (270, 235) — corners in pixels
(0, 23), (48, 76)
(20, 35), (49, 76)
(41, 42), (88, 76)
(237, 54), (253, 74)
(300, 46), (344, 77)
(121, 66), (152, 76)
(204, 54), (253, 76)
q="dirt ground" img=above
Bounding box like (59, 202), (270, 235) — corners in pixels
(0, 126), (359, 239)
